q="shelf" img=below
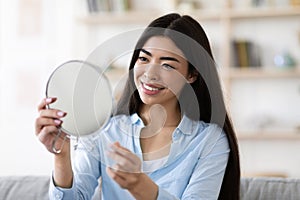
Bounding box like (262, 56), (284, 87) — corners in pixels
(237, 131), (300, 140)
(76, 9), (226, 25)
(186, 9), (222, 21)
(228, 6), (300, 19)
(242, 171), (288, 178)
(226, 67), (300, 79)
(76, 11), (161, 25)
(76, 6), (300, 25)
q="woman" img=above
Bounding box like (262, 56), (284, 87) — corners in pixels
(35, 13), (240, 199)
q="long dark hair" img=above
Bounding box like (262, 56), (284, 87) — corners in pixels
(116, 13), (240, 200)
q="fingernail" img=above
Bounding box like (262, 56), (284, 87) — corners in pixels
(54, 119), (61, 125)
(45, 98), (52, 103)
(57, 111), (65, 117)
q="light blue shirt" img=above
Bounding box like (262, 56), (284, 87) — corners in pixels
(49, 114), (229, 200)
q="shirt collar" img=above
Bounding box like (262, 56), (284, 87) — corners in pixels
(177, 115), (199, 135)
(130, 113), (199, 136)
(130, 113), (144, 126)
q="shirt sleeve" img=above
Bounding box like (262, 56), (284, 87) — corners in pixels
(49, 173), (76, 200)
(48, 139), (101, 200)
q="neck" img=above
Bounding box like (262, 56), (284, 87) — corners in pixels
(139, 102), (181, 128)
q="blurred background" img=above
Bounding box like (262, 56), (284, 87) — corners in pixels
(0, 0), (300, 177)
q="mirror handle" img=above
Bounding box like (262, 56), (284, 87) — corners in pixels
(52, 129), (68, 154)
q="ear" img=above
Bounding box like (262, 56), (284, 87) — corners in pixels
(187, 72), (198, 84)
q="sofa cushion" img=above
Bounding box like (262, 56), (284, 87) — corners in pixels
(1, 176), (300, 200)
(241, 177), (300, 200)
(0, 176), (49, 200)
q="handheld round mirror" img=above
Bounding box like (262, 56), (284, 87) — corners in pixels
(46, 60), (113, 153)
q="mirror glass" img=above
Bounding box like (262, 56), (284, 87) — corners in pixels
(46, 60), (113, 137)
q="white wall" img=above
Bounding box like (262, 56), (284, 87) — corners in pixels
(0, 0), (75, 175)
(239, 140), (300, 178)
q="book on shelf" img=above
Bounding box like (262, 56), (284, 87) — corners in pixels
(86, 0), (99, 13)
(290, 0), (300, 6)
(231, 39), (261, 68)
(251, 0), (300, 8)
(86, 0), (130, 13)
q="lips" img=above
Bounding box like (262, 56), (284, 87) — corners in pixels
(143, 83), (163, 91)
(141, 82), (165, 95)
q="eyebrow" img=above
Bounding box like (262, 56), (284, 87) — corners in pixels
(140, 49), (180, 63)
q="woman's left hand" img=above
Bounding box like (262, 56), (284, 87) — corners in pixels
(106, 142), (158, 200)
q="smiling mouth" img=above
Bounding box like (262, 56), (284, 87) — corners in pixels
(142, 82), (165, 92)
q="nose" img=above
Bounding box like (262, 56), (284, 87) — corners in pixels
(143, 64), (159, 81)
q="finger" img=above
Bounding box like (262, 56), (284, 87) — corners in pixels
(38, 126), (69, 153)
(39, 109), (67, 119)
(108, 148), (137, 166)
(35, 117), (62, 135)
(113, 164), (141, 175)
(106, 167), (128, 188)
(107, 151), (134, 172)
(112, 142), (129, 152)
(108, 151), (141, 173)
(107, 166), (142, 190)
(37, 125), (58, 144)
(38, 125), (68, 140)
(110, 144), (139, 165)
(37, 97), (57, 111)
(113, 141), (121, 148)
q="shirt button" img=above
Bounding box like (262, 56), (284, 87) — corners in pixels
(55, 194), (62, 199)
(173, 132), (179, 141)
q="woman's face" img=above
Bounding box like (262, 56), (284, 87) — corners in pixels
(134, 36), (195, 107)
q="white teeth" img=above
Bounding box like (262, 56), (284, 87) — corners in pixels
(143, 83), (159, 91)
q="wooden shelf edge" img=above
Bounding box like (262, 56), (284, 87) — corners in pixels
(242, 171), (288, 178)
(75, 10), (225, 25)
(237, 131), (300, 140)
(229, 6), (300, 19)
(225, 67), (300, 79)
(75, 11), (161, 24)
(75, 6), (300, 25)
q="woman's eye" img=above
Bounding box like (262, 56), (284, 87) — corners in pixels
(138, 57), (148, 62)
(162, 63), (175, 70)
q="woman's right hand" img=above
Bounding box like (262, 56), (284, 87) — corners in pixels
(35, 97), (69, 154)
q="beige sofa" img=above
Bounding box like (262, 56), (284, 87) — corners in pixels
(1, 176), (300, 199)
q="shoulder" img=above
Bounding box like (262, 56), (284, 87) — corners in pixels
(102, 114), (134, 130)
(197, 122), (229, 158)
(198, 121), (225, 138)
(182, 117), (228, 157)
(180, 115), (224, 138)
